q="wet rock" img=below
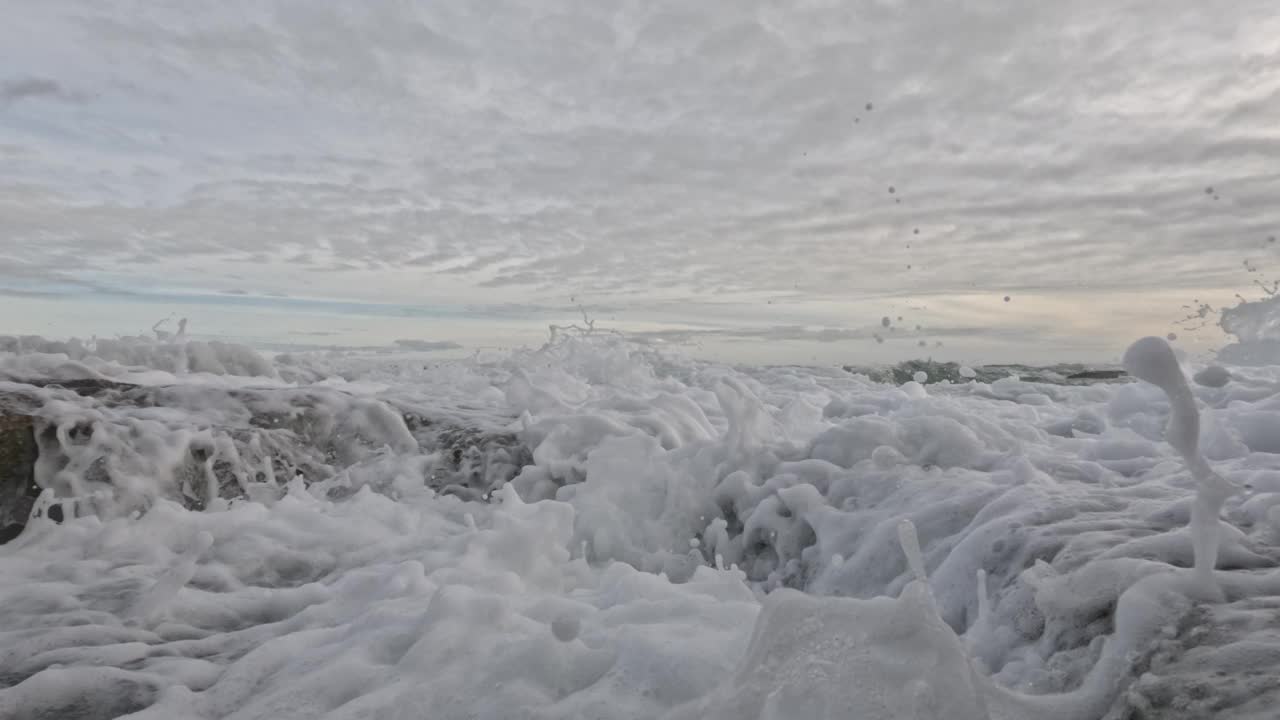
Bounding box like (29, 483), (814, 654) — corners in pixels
(428, 425), (530, 500)
(0, 378), (534, 533)
(1066, 370), (1127, 381)
(846, 360), (967, 385)
(846, 362), (1133, 387)
(1, 376), (138, 398)
(887, 360), (967, 385)
(0, 413), (40, 543)
(983, 364), (1129, 385)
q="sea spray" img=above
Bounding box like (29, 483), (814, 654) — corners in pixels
(1123, 336), (1239, 592)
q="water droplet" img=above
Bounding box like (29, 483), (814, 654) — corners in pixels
(1205, 186), (1214, 195)
(888, 186), (896, 194)
(882, 316), (891, 327)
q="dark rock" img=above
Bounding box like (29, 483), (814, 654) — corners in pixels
(846, 362), (1133, 387)
(1066, 370), (1127, 381)
(1, 376), (138, 398)
(0, 413), (41, 543)
(846, 360), (973, 385)
(0, 378), (534, 534)
(428, 425), (529, 500)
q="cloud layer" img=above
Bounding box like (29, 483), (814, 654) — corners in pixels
(2, 0), (1279, 358)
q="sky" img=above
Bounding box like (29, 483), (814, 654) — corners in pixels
(2, 0), (1280, 365)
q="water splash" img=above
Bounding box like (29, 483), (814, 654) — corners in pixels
(1123, 336), (1238, 590)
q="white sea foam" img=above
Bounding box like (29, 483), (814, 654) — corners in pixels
(2, 331), (1280, 718)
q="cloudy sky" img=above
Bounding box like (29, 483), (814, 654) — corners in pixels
(2, 0), (1279, 364)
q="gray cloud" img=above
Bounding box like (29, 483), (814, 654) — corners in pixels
(479, 271), (547, 289)
(0, 76), (82, 105)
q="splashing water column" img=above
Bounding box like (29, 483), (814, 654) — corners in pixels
(1122, 337), (1237, 591)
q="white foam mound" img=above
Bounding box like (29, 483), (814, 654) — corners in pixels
(671, 584), (988, 720)
(670, 522), (989, 720)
